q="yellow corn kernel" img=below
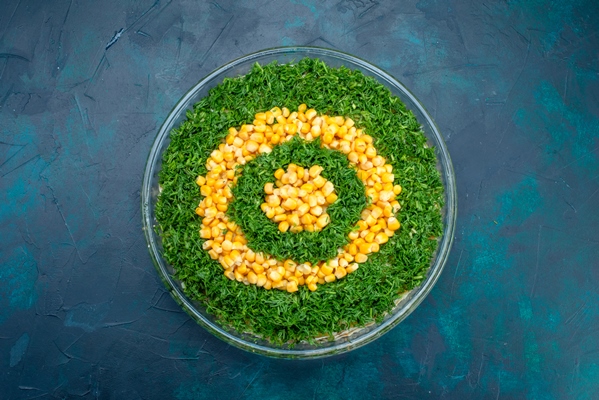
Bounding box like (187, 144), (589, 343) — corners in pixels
(365, 146), (377, 158)
(278, 221), (290, 232)
(300, 182), (313, 192)
(267, 195), (280, 207)
(346, 263), (359, 274)
(357, 220), (369, 231)
(370, 223), (383, 233)
(353, 138), (367, 153)
(322, 132), (334, 144)
(249, 133), (263, 144)
(221, 255), (234, 268)
(305, 109), (317, 120)
(287, 213), (300, 227)
(324, 274), (336, 283)
(325, 193), (338, 203)
(308, 282), (318, 291)
(284, 123), (298, 135)
(224, 270), (235, 280)
(245, 140), (258, 153)
(311, 205), (323, 216)
(313, 175), (326, 188)
(335, 267), (347, 279)
(247, 271), (258, 285)
(263, 111), (274, 124)
(297, 203), (311, 216)
(364, 231), (375, 243)
(274, 168), (285, 180)
(259, 144), (272, 154)
(229, 249), (241, 261)
(222, 240), (233, 252)
(269, 269), (282, 282)
(211, 150), (225, 163)
(195, 176), (206, 187)
(255, 252), (265, 264)
(299, 214), (312, 226)
(200, 228), (212, 239)
(355, 253), (368, 263)
(208, 249), (219, 260)
(246, 249), (256, 263)
(359, 243), (371, 254)
(381, 205), (392, 218)
(232, 137), (244, 148)
(322, 181), (335, 196)
(264, 182), (274, 194)
(310, 124), (321, 137)
(200, 185), (212, 197)
(287, 172), (298, 185)
(382, 173), (394, 183)
(365, 214), (377, 227)
(274, 214), (286, 222)
(282, 198), (298, 211)
(388, 217), (400, 231)
(393, 185), (402, 195)
(283, 260), (297, 272)
(316, 214), (329, 228)
(237, 263), (248, 275)
(286, 280), (299, 293)
(256, 273), (267, 287)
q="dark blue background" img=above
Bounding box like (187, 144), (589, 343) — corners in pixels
(1, 0), (598, 398)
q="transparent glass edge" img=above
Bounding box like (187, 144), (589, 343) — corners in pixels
(141, 46), (457, 359)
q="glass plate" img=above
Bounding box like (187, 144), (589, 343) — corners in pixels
(141, 46), (457, 359)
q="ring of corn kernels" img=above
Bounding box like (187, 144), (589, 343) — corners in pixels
(195, 105), (402, 293)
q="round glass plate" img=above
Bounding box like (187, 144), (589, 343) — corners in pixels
(142, 46), (457, 359)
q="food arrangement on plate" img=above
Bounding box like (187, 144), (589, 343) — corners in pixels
(143, 48), (456, 358)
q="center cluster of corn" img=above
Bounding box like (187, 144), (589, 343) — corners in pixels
(195, 105), (401, 293)
(261, 164), (337, 233)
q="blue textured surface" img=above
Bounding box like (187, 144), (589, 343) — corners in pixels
(1, 0), (598, 398)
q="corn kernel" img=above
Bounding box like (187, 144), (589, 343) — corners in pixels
(388, 217), (400, 231)
(355, 253), (368, 263)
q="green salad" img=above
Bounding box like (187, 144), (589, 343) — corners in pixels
(155, 58), (444, 344)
